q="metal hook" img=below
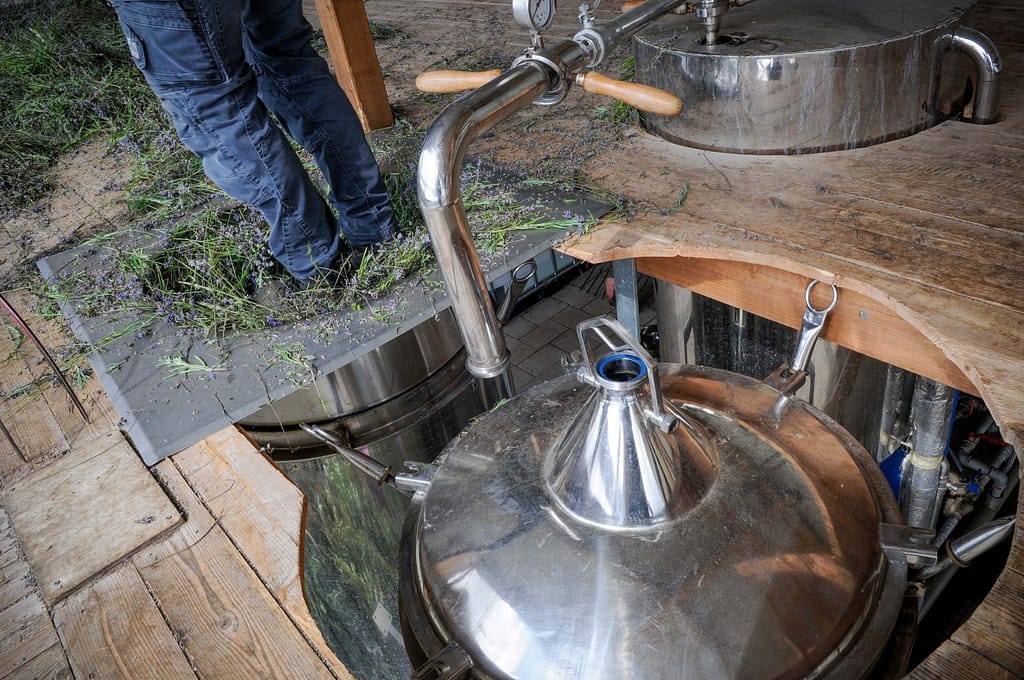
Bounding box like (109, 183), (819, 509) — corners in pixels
(791, 280), (839, 375)
(762, 280), (839, 396)
(804, 279), (838, 315)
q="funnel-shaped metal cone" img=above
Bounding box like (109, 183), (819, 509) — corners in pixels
(544, 352), (717, 530)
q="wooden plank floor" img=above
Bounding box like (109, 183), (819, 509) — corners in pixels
(0, 291), (346, 677)
(1, 0), (1022, 678)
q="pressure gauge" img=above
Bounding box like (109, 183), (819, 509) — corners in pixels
(513, 0), (556, 32)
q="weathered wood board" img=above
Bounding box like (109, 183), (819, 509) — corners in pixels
(171, 428), (355, 679)
(2, 431), (181, 604)
(314, 0), (394, 131)
(0, 591), (65, 677)
(0, 506), (72, 679)
(133, 460), (335, 680)
(52, 564), (197, 679)
(0, 288), (120, 488)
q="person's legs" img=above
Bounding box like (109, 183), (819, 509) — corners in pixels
(240, 0), (396, 248)
(110, 0), (340, 282)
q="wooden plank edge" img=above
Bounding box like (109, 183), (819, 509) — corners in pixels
(558, 231), (1017, 407)
(636, 256), (978, 396)
(164, 430), (356, 680)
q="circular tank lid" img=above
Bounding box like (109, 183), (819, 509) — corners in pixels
(639, 0), (970, 55)
(411, 365), (903, 679)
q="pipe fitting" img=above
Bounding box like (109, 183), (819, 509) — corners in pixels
(950, 26), (1002, 124)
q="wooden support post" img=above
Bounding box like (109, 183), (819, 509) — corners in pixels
(638, 256), (978, 396)
(314, 0), (393, 131)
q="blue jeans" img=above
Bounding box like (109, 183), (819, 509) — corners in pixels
(111, 0), (396, 281)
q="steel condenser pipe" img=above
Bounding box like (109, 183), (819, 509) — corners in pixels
(417, 0), (688, 390)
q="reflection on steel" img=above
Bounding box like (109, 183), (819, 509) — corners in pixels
(403, 360), (906, 678)
(299, 422), (436, 496)
(417, 0), (688, 387)
(418, 63), (552, 385)
(256, 326), (488, 679)
(300, 423), (394, 485)
(949, 515), (1016, 564)
(0, 292), (88, 422)
(919, 516), (1016, 579)
(635, 0), (999, 153)
(495, 261), (537, 325)
(239, 309), (463, 430)
(547, 318), (712, 529)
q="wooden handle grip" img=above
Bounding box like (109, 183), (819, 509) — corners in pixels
(416, 69), (503, 93)
(579, 72), (683, 116)
(621, 0), (644, 11)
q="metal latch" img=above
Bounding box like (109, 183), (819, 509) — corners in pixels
(411, 642), (474, 680)
(763, 280), (838, 395)
(881, 523), (939, 566)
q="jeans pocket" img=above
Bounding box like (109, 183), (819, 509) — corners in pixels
(120, 24), (147, 70)
(114, 3), (223, 88)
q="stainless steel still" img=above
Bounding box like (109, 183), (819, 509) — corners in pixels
(397, 317), (911, 678)
(236, 309), (486, 680)
(633, 0), (1002, 154)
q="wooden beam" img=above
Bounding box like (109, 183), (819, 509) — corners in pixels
(638, 256), (978, 396)
(314, 0), (394, 131)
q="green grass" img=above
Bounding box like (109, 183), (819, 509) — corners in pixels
(0, 0), (163, 212)
(47, 159), (596, 336)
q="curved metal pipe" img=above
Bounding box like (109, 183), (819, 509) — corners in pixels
(418, 63), (553, 383)
(417, 0), (689, 387)
(951, 26), (1002, 124)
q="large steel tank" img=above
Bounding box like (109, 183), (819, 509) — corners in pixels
(237, 309), (488, 679)
(388, 317), (918, 678)
(634, 0), (1000, 154)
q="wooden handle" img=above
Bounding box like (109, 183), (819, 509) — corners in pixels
(621, 0), (644, 11)
(416, 69), (503, 93)
(578, 72), (683, 116)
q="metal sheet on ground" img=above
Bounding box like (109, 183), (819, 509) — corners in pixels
(37, 168), (608, 464)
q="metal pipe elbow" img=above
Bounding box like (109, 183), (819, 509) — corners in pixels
(951, 26), (1002, 124)
(416, 64), (551, 381)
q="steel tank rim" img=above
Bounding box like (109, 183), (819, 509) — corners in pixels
(633, 0), (979, 154)
(238, 308), (465, 427)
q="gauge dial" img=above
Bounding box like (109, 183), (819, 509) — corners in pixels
(513, 0), (556, 31)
